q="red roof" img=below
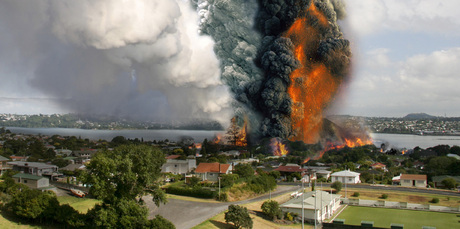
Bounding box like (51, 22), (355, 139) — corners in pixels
(195, 162), (230, 173)
(166, 155), (181, 159)
(274, 165), (307, 173)
(400, 174), (427, 181)
(371, 163), (386, 167)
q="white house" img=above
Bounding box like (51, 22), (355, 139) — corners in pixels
(280, 190), (342, 222)
(400, 174), (427, 188)
(330, 169), (361, 184)
(161, 158), (196, 175)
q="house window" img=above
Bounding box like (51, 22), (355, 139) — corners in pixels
(348, 178), (352, 182)
(175, 165), (178, 167)
(23, 180), (27, 183)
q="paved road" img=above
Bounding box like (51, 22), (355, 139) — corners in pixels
(146, 185), (300, 229)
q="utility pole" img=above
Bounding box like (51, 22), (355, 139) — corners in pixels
(301, 177), (304, 229)
(314, 177), (317, 229)
(320, 182), (323, 225)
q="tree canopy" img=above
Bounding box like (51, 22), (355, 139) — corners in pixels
(225, 204), (253, 229)
(80, 145), (166, 205)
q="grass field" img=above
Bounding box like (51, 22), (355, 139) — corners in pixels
(57, 196), (101, 213)
(316, 186), (460, 207)
(337, 206), (460, 229)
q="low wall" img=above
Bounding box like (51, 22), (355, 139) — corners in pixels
(342, 198), (459, 213)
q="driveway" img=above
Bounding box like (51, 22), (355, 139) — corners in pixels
(146, 185), (300, 229)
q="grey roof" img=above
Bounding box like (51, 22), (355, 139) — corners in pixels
(432, 175), (460, 183)
(0, 155), (9, 161)
(281, 191), (341, 210)
(12, 173), (48, 180)
(7, 161), (58, 169)
(61, 164), (86, 171)
(331, 170), (360, 177)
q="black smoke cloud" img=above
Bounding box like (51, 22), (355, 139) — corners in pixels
(195, 0), (350, 141)
(0, 0), (231, 124)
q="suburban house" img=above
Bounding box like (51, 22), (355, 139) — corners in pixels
(194, 162), (232, 182)
(330, 169), (361, 184)
(0, 155), (11, 175)
(400, 174), (427, 188)
(274, 164), (308, 180)
(73, 149), (98, 159)
(61, 163), (86, 172)
(161, 156), (196, 175)
(12, 173), (51, 189)
(8, 161), (59, 177)
(280, 190), (342, 222)
(432, 175), (460, 188)
(304, 166), (331, 179)
(370, 162), (387, 172)
(9, 155), (28, 161)
(55, 149), (73, 157)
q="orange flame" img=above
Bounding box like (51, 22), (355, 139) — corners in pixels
(213, 134), (222, 144)
(401, 150), (407, 155)
(302, 137), (373, 164)
(285, 0), (340, 144)
(270, 138), (289, 156)
(235, 118), (248, 147)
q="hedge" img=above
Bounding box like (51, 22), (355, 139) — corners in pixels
(165, 186), (217, 199)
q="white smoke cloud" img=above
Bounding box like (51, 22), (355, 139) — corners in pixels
(0, 0), (232, 124)
(345, 0), (460, 36)
(340, 47), (460, 117)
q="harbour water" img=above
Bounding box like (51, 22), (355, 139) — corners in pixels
(5, 127), (224, 143)
(4, 127), (460, 149)
(370, 133), (460, 149)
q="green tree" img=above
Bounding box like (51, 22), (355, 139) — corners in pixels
(261, 200), (282, 220)
(220, 174), (239, 188)
(442, 178), (458, 189)
(87, 199), (148, 228)
(9, 189), (59, 222)
(331, 181), (343, 193)
(234, 164), (254, 179)
(148, 215), (176, 229)
(80, 145), (167, 205)
(225, 204), (253, 229)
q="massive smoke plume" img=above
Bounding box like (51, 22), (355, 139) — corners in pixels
(0, 0), (231, 124)
(195, 0), (351, 143)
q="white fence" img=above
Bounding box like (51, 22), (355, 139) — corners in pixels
(342, 198), (460, 213)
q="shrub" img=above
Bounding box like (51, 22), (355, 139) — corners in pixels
(245, 175), (276, 194)
(380, 194), (388, 199)
(431, 198), (439, 203)
(225, 204), (253, 229)
(261, 200), (282, 221)
(285, 212), (293, 221)
(217, 192), (228, 202)
(352, 192), (360, 197)
(331, 181), (342, 193)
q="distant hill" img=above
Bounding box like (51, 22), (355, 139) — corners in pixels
(403, 113), (437, 119)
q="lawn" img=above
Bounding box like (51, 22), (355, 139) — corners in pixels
(337, 206), (460, 229)
(57, 196), (101, 213)
(316, 186), (460, 207)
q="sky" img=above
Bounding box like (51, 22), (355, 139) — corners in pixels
(0, 0), (459, 120)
